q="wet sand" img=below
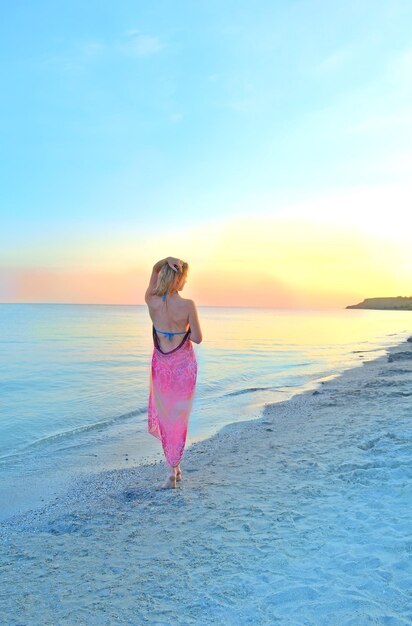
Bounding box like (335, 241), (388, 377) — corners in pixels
(1, 337), (411, 625)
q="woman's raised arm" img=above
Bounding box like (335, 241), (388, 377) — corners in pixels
(145, 257), (183, 300)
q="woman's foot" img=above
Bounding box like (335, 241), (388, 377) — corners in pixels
(164, 464), (178, 489)
(164, 474), (177, 489)
(176, 466), (182, 481)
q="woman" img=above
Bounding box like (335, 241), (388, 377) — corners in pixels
(145, 256), (202, 488)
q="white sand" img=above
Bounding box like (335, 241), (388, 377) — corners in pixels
(1, 338), (412, 625)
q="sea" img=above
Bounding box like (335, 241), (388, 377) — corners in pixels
(0, 303), (411, 521)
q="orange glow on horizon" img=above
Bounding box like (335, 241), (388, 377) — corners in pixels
(2, 202), (411, 308)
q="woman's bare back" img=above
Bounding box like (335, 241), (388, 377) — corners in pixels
(147, 293), (202, 352)
(144, 256), (203, 350)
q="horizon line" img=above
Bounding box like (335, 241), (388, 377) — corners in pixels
(0, 301), (349, 310)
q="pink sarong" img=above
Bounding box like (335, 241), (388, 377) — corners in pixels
(148, 325), (197, 467)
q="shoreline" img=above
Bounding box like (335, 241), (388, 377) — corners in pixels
(1, 329), (402, 524)
(1, 335), (411, 624)
(0, 334), (406, 529)
(1, 334), (411, 531)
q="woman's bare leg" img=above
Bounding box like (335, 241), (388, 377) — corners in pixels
(164, 462), (178, 488)
(176, 463), (182, 480)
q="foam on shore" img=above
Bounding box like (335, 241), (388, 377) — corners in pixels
(1, 337), (412, 625)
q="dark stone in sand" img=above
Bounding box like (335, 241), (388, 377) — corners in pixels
(121, 487), (152, 502)
(312, 390), (321, 395)
(388, 351), (412, 362)
(47, 514), (83, 535)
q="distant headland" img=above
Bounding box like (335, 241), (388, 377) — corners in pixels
(346, 296), (412, 311)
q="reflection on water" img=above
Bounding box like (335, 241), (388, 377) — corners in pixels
(0, 304), (410, 458)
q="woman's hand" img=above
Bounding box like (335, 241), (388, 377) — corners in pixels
(166, 257), (182, 272)
(153, 257), (182, 273)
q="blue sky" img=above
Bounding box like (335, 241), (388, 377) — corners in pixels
(1, 1), (411, 304)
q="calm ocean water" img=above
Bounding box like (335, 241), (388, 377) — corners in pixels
(0, 303), (410, 519)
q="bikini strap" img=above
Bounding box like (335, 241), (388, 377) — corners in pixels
(153, 326), (189, 341)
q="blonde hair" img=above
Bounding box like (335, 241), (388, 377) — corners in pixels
(153, 261), (189, 301)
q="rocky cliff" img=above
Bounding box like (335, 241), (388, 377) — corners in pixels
(346, 297), (412, 310)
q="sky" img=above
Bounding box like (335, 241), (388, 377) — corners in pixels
(1, 0), (411, 307)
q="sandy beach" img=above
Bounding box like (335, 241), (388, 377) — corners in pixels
(1, 336), (411, 625)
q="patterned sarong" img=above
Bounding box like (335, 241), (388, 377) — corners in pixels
(148, 325), (197, 467)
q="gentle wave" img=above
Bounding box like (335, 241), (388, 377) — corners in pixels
(224, 386), (285, 398)
(0, 406), (147, 464)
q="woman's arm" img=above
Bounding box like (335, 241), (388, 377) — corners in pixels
(145, 257), (182, 300)
(188, 299), (203, 344)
